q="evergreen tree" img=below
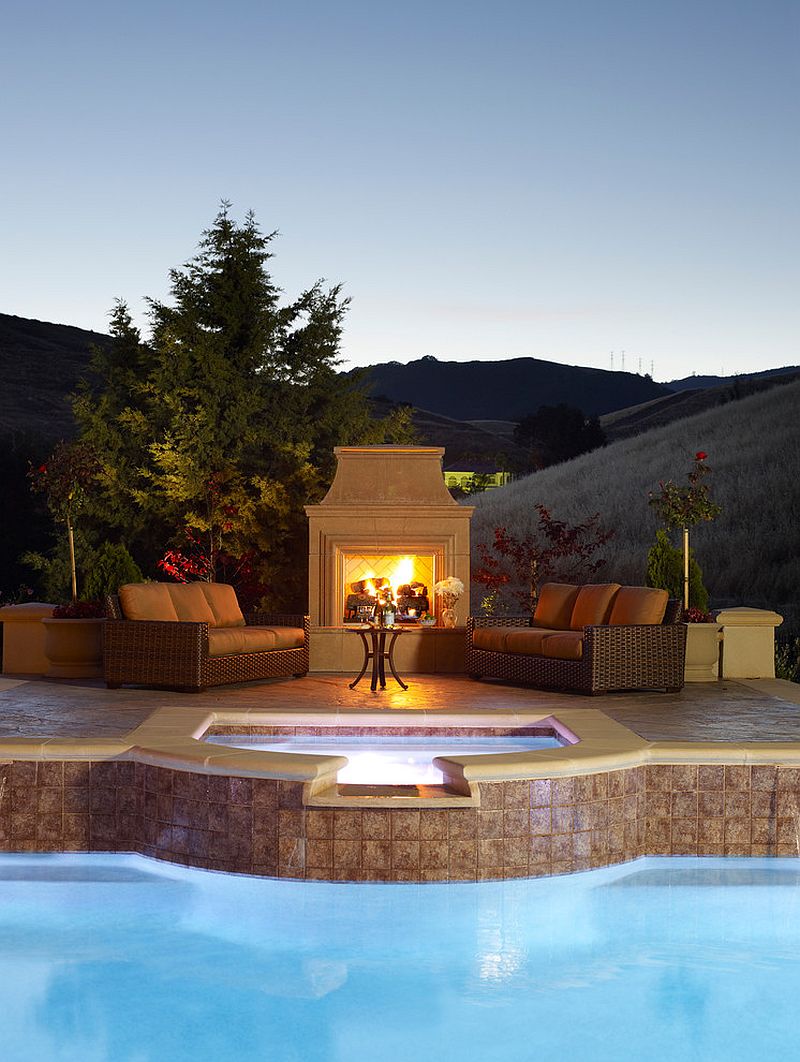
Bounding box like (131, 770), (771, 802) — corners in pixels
(76, 203), (413, 609)
(513, 404), (606, 469)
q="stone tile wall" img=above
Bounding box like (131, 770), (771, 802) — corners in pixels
(1, 761), (798, 880)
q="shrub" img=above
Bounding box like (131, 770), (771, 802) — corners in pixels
(775, 638), (800, 683)
(82, 542), (143, 600)
(645, 528), (709, 612)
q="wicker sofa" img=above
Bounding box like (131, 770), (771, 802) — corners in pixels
(466, 582), (685, 695)
(104, 582), (309, 692)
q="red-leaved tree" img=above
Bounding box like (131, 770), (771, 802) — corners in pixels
(473, 504), (614, 613)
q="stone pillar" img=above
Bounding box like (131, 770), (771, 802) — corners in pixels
(715, 606), (784, 679)
(0, 602), (56, 675)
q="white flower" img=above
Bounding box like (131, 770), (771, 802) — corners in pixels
(434, 576), (464, 599)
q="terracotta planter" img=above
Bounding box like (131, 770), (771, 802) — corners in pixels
(42, 618), (103, 679)
(684, 622), (721, 682)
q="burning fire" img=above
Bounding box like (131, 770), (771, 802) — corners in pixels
(345, 556), (431, 623)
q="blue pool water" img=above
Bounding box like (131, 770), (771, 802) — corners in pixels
(2, 855), (800, 1061)
(205, 733), (563, 784)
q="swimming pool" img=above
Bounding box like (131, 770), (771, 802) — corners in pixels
(204, 733), (563, 784)
(2, 853), (799, 1061)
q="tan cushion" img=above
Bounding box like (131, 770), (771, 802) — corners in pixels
(208, 626), (304, 657)
(119, 583), (179, 623)
(533, 584), (580, 630)
(570, 584), (621, 629)
(200, 583), (245, 628)
(504, 629), (556, 655)
(542, 632), (584, 660)
(609, 586), (668, 626)
(166, 583), (216, 624)
(472, 628), (511, 653)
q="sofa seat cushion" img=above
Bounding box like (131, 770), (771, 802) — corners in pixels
(208, 626), (305, 657)
(542, 632), (584, 660)
(504, 628), (559, 655)
(199, 583), (246, 628)
(609, 586), (668, 625)
(472, 628), (513, 653)
(119, 583), (180, 623)
(570, 584), (621, 629)
(533, 584), (580, 630)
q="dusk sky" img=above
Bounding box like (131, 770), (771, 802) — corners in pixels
(2, 0), (797, 380)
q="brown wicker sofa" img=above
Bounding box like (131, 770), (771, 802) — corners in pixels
(104, 582), (309, 692)
(466, 582), (685, 695)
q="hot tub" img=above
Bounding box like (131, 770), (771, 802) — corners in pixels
(204, 732), (565, 785)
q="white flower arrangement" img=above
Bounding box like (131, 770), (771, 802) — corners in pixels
(433, 576), (464, 600)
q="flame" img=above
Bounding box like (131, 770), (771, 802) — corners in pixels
(391, 556), (414, 587)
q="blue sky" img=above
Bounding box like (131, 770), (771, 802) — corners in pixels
(1, 0), (797, 380)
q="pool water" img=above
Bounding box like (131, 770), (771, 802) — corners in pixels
(2, 854), (800, 1061)
(205, 733), (562, 784)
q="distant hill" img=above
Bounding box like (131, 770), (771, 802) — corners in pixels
(470, 378), (800, 633)
(664, 365), (799, 391)
(0, 313), (108, 442)
(356, 356), (671, 420)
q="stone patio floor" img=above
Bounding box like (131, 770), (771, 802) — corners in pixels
(1, 673), (798, 743)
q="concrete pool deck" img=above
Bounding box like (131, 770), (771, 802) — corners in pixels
(2, 674), (800, 880)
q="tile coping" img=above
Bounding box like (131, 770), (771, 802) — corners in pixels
(3, 679), (800, 810)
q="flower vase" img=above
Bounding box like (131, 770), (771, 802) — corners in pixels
(441, 606), (457, 629)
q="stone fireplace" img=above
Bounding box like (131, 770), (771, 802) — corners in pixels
(305, 446), (473, 672)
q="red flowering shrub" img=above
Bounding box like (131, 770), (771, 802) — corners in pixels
(683, 606), (715, 623)
(52, 600), (106, 619)
(473, 504), (613, 613)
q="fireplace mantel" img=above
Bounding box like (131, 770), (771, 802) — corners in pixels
(305, 447), (473, 631)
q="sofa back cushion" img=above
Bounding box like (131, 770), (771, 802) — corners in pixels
(608, 586), (668, 625)
(166, 583), (216, 624)
(199, 583), (246, 628)
(570, 583), (621, 629)
(118, 582), (245, 627)
(119, 583), (180, 623)
(533, 584), (580, 630)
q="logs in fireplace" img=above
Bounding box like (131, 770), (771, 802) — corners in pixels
(344, 579), (430, 624)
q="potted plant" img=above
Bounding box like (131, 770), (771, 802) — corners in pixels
(29, 442), (106, 678)
(41, 600), (106, 679)
(647, 452), (722, 682)
(682, 606), (722, 682)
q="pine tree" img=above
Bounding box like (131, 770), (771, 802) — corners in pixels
(76, 203), (413, 608)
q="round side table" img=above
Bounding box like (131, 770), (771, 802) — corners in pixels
(346, 625), (408, 691)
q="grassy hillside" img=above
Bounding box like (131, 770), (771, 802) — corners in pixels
(0, 313), (108, 442)
(601, 369), (800, 442)
(469, 378), (800, 632)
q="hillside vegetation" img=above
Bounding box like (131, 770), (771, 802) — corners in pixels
(470, 378), (800, 631)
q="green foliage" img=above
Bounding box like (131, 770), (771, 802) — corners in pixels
(513, 404), (606, 469)
(21, 527), (93, 604)
(645, 528), (709, 612)
(648, 452), (722, 529)
(775, 638), (800, 683)
(82, 542), (143, 599)
(75, 203), (414, 608)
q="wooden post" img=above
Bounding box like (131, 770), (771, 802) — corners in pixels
(67, 514), (77, 603)
(682, 526), (690, 611)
